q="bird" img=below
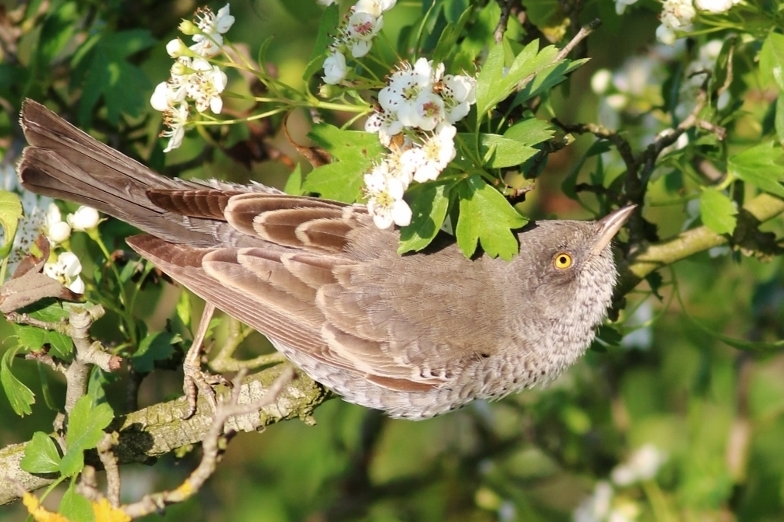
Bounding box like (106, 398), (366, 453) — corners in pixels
(17, 99), (634, 419)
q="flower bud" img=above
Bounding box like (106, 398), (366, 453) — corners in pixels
(166, 38), (189, 58)
(68, 206), (101, 232)
(46, 221), (71, 244)
(179, 20), (198, 35)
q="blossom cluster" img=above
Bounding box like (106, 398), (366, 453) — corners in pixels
(321, 0), (397, 85)
(656, 0), (740, 45)
(1, 165), (100, 294)
(614, 0), (741, 45)
(150, 5), (235, 152)
(361, 58), (476, 229)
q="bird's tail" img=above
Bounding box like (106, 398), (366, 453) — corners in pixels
(17, 99), (217, 245)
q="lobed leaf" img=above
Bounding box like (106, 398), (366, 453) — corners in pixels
(455, 174), (527, 260)
(728, 141), (784, 198)
(303, 125), (384, 202)
(21, 432), (62, 474)
(699, 189), (737, 235)
(398, 183), (452, 253)
(60, 396), (114, 476)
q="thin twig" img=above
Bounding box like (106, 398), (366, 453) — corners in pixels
(97, 433), (121, 506)
(494, 0), (514, 44)
(122, 367), (296, 518)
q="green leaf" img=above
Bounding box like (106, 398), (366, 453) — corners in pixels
(776, 94), (784, 145)
(60, 483), (95, 522)
(0, 190), (23, 258)
(302, 125), (385, 202)
(475, 40), (559, 122)
(60, 396), (114, 476)
(131, 331), (182, 373)
(35, 2), (79, 71)
(432, 6), (472, 64)
(699, 189), (737, 235)
(728, 141), (784, 198)
(21, 432), (62, 474)
(760, 32), (784, 90)
(46, 331), (74, 359)
(473, 133), (539, 168)
(303, 3), (340, 81)
(70, 29), (156, 126)
(398, 183), (452, 253)
(1, 347), (35, 416)
(13, 301), (72, 352)
(503, 118), (555, 146)
(455, 174), (527, 260)
(176, 291), (192, 330)
(514, 58), (588, 105)
(284, 164), (304, 195)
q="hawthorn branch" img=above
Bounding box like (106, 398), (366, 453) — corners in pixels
(616, 192), (784, 297)
(0, 364), (330, 505)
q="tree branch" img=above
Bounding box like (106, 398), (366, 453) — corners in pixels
(0, 364), (330, 505)
(616, 193), (784, 297)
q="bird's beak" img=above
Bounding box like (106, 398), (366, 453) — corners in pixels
(592, 205), (636, 255)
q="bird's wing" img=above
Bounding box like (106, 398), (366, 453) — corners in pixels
(128, 194), (486, 392)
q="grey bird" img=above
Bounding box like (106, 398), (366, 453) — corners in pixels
(17, 99), (633, 419)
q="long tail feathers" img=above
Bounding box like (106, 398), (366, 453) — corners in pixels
(18, 100), (217, 245)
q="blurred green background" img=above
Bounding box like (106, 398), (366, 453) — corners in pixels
(1, 0), (783, 520)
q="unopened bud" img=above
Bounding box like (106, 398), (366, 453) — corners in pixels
(179, 20), (198, 35)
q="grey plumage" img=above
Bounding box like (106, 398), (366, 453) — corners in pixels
(17, 99), (632, 419)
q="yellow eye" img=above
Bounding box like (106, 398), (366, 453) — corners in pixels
(554, 252), (572, 269)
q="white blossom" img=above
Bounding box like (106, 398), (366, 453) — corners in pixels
(591, 69), (612, 94)
(322, 51), (348, 85)
(354, 0), (397, 16)
(661, 0), (696, 28)
(190, 4), (235, 57)
(695, 0), (737, 12)
(161, 102), (190, 152)
(573, 482), (613, 522)
(363, 164), (412, 229)
(655, 24), (677, 45)
(611, 444), (667, 486)
(44, 203), (71, 245)
(441, 74), (476, 123)
(402, 124), (456, 183)
(43, 251), (85, 294)
(187, 59), (228, 113)
(614, 0), (639, 14)
(166, 38), (189, 58)
(67, 206), (101, 232)
(403, 90), (445, 131)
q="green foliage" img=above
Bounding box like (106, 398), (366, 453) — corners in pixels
(130, 330), (182, 373)
(303, 124), (385, 202)
(70, 29), (156, 126)
(20, 432), (61, 474)
(728, 141), (784, 198)
(0, 191), (22, 259)
(699, 189), (737, 235)
(59, 396), (114, 476)
(398, 182), (452, 253)
(0, 347), (35, 416)
(455, 174), (527, 260)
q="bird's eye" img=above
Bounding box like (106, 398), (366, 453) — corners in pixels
(553, 252), (573, 269)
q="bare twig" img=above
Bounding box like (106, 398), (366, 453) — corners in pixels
(97, 433), (122, 506)
(554, 18), (600, 62)
(122, 367), (296, 518)
(494, 0), (514, 44)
